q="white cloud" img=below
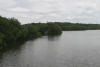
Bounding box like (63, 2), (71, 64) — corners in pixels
(0, 0), (16, 8)
(67, 15), (93, 20)
(76, 2), (97, 14)
(0, 0), (100, 24)
(8, 7), (31, 12)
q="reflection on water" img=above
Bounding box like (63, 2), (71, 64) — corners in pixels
(1, 30), (100, 67)
(48, 35), (61, 41)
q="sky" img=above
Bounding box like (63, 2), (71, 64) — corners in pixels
(0, 0), (100, 24)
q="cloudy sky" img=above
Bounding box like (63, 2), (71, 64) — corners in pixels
(0, 0), (100, 24)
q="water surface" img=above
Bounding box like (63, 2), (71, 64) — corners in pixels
(0, 30), (100, 67)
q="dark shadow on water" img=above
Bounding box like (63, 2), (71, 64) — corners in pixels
(27, 37), (40, 42)
(48, 35), (61, 41)
(5, 39), (27, 50)
(0, 37), (39, 58)
(0, 39), (27, 58)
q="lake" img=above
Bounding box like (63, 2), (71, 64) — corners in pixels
(0, 30), (100, 67)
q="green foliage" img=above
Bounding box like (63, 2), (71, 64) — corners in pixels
(0, 32), (5, 53)
(24, 24), (37, 35)
(54, 22), (100, 31)
(47, 23), (62, 35)
(0, 32), (4, 44)
(0, 16), (22, 42)
(8, 17), (21, 27)
(35, 23), (47, 35)
(19, 25), (28, 39)
(36, 32), (41, 37)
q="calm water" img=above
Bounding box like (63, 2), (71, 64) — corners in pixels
(1, 30), (100, 67)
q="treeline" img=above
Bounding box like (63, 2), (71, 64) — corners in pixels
(53, 22), (100, 31)
(1, 15), (100, 54)
(0, 16), (62, 54)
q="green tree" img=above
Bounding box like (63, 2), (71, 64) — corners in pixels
(47, 23), (62, 35)
(0, 32), (4, 44)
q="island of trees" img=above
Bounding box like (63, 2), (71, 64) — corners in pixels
(1, 15), (100, 54)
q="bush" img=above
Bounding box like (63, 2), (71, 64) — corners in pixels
(47, 23), (62, 35)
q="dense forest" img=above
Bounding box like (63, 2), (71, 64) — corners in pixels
(1, 15), (100, 54)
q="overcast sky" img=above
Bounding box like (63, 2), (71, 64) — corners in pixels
(0, 0), (100, 24)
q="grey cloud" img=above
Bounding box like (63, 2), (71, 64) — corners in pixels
(0, 0), (100, 24)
